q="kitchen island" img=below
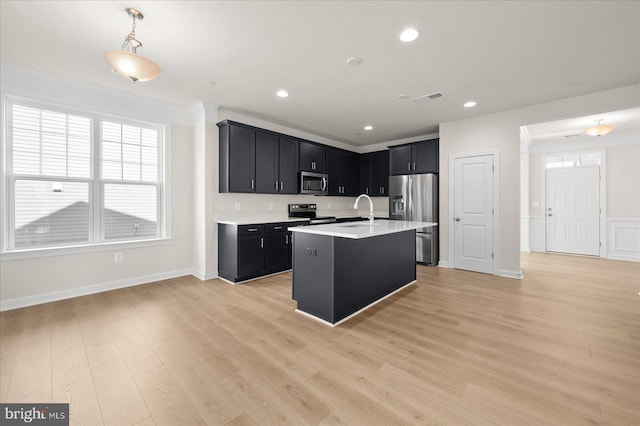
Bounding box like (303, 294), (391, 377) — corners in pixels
(290, 220), (437, 326)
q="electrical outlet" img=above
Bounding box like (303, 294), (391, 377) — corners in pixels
(269, 203), (274, 210)
(234, 202), (240, 210)
(114, 252), (124, 262)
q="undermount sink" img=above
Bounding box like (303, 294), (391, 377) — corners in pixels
(340, 222), (381, 228)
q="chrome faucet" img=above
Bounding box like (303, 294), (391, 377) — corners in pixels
(354, 194), (374, 225)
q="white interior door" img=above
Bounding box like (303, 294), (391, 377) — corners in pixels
(546, 166), (600, 256)
(453, 154), (494, 273)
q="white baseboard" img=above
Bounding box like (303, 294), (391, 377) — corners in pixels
(0, 268), (194, 312)
(191, 270), (219, 281)
(497, 269), (523, 280)
(438, 261), (450, 268)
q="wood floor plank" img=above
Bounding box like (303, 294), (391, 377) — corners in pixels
(0, 252), (637, 425)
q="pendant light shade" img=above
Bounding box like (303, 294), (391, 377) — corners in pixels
(104, 50), (161, 82)
(104, 8), (161, 82)
(585, 119), (613, 137)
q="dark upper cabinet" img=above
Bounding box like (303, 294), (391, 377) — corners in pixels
(255, 131), (279, 193)
(219, 121), (299, 194)
(299, 141), (325, 173)
(326, 148), (359, 196)
(389, 139), (439, 175)
(360, 150), (389, 197)
(219, 122), (256, 192)
(278, 136), (299, 194)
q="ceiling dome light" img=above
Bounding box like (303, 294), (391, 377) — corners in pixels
(585, 119), (613, 136)
(464, 101), (477, 108)
(104, 8), (161, 82)
(400, 28), (419, 42)
(276, 90), (289, 98)
(364, 125), (373, 131)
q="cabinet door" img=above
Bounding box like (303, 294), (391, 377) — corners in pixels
(300, 141), (325, 173)
(238, 235), (264, 280)
(370, 150), (389, 196)
(229, 125), (256, 192)
(342, 151), (359, 196)
(413, 139), (439, 173)
(255, 131), (279, 193)
(264, 232), (289, 273)
(389, 145), (412, 175)
(359, 153), (372, 195)
(326, 148), (341, 195)
(278, 136), (299, 194)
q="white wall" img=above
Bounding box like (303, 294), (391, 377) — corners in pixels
(0, 65), (195, 309)
(439, 84), (640, 277)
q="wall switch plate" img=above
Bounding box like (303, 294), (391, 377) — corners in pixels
(114, 252), (123, 262)
(234, 202), (241, 210)
(269, 203), (274, 210)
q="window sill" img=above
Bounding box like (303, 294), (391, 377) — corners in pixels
(0, 238), (174, 262)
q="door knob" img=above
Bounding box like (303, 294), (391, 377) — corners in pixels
(548, 214), (552, 217)
(454, 217), (461, 222)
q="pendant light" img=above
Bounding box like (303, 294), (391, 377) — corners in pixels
(104, 8), (161, 82)
(585, 119), (613, 137)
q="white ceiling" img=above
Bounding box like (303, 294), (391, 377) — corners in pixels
(1, 1), (639, 147)
(525, 107), (640, 143)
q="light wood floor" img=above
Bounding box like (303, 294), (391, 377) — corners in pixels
(1, 252), (638, 425)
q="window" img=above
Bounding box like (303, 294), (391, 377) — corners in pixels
(545, 152), (601, 169)
(4, 99), (165, 252)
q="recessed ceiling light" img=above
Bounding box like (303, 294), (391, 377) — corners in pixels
(364, 125), (373, 131)
(347, 57), (363, 66)
(400, 28), (419, 42)
(276, 90), (289, 98)
(464, 101), (477, 108)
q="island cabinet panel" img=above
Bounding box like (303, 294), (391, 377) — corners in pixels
(219, 222), (298, 283)
(292, 230), (416, 324)
(389, 139), (439, 175)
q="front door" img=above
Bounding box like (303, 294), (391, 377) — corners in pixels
(546, 166), (600, 256)
(453, 154), (494, 274)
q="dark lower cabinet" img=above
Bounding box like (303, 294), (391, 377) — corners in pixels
(219, 222), (300, 283)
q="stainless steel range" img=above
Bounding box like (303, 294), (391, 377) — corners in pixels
(288, 204), (336, 224)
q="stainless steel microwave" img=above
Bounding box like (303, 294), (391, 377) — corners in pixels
(299, 171), (328, 195)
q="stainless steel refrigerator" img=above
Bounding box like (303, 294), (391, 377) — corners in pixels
(389, 174), (438, 265)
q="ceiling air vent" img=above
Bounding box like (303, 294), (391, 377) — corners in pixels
(412, 91), (445, 103)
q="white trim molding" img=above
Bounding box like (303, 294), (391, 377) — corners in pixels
(192, 269), (219, 281)
(606, 218), (640, 262)
(498, 269), (523, 279)
(521, 216), (531, 252)
(0, 268), (194, 311)
(528, 216), (545, 252)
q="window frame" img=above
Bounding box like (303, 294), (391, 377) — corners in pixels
(1, 95), (169, 258)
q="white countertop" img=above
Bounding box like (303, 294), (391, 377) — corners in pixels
(289, 220), (437, 239)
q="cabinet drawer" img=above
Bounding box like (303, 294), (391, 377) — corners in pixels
(238, 224), (264, 235)
(265, 223), (287, 233)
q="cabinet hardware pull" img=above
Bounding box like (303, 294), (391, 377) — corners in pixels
(275, 181), (278, 190)
(251, 179), (255, 189)
(285, 235), (289, 244)
(280, 182), (283, 191)
(408, 163), (411, 171)
(366, 187), (369, 195)
(274, 226), (282, 230)
(260, 237), (263, 248)
(413, 163), (416, 170)
(248, 228), (257, 232)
